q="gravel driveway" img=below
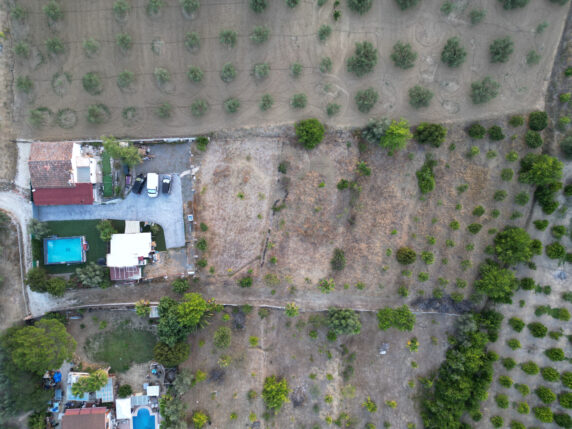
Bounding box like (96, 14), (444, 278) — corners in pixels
(37, 175), (185, 249)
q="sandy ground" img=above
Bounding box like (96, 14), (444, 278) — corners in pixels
(9, 0), (570, 140)
(181, 308), (457, 428)
(195, 118), (542, 307)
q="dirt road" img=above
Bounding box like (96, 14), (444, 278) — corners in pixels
(35, 278), (425, 315)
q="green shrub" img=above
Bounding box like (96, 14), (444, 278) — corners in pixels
(541, 367), (560, 382)
(508, 317), (524, 332)
(490, 416), (503, 428)
(467, 223), (482, 234)
(347, 41), (378, 77)
(525, 130), (543, 148)
(326, 103), (340, 116)
(498, 375), (513, 387)
(295, 119), (325, 149)
(395, 0), (419, 9)
(260, 94), (274, 111)
(355, 88), (378, 113)
(44, 0), (63, 21)
(184, 32), (200, 51)
(555, 413), (572, 428)
(545, 348), (565, 361)
(155, 103), (172, 119)
(319, 57), (332, 73)
(116, 33), (133, 51)
(501, 357), (516, 370)
(190, 99), (208, 117)
(472, 206), (485, 216)
(441, 37), (466, 68)
(331, 248), (346, 271)
(113, 0), (130, 18)
(493, 190), (507, 201)
(514, 192), (529, 205)
(563, 372), (572, 389)
(86, 104), (110, 124)
(223, 98), (240, 114)
(490, 37), (514, 63)
(414, 123), (447, 147)
(561, 136), (572, 159)
(501, 168), (513, 181)
(564, 185), (572, 196)
(529, 111), (548, 131)
(515, 383), (530, 396)
(470, 76), (500, 104)
(45, 37), (65, 55)
(390, 41), (417, 69)
(528, 322), (547, 338)
(252, 63), (270, 81)
(117, 70), (135, 89)
(533, 406), (553, 423)
(467, 123), (486, 138)
(506, 151), (518, 162)
(499, 0), (529, 9)
(220, 63), (237, 83)
(83, 38), (100, 57)
(250, 25), (270, 44)
(551, 225), (567, 240)
(238, 276), (253, 288)
(16, 76), (33, 93)
(516, 402), (529, 415)
(533, 220), (549, 230)
(187, 66), (204, 83)
(14, 41), (31, 58)
(507, 338), (521, 350)
(318, 25), (331, 42)
(146, 0), (164, 15)
(290, 63), (302, 78)
(291, 93), (307, 109)
(469, 8), (486, 24)
(82, 72), (103, 95)
(488, 125), (504, 140)
(520, 361), (539, 375)
(546, 242), (566, 260)
(495, 393), (509, 408)
(172, 278), (190, 294)
(250, 0), (267, 12)
(346, 0), (372, 13)
(396, 247), (416, 265)
(509, 421), (525, 429)
(219, 30), (238, 48)
(535, 386), (556, 404)
(409, 86), (433, 108)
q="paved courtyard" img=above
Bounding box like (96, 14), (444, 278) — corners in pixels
(37, 175), (185, 249)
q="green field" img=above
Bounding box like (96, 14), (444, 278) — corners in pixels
(85, 323), (157, 372)
(33, 220), (124, 274)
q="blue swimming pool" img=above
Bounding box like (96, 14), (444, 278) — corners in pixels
(44, 236), (85, 265)
(133, 408), (156, 429)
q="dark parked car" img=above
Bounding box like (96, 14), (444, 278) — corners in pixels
(161, 175), (172, 194)
(132, 174), (146, 194)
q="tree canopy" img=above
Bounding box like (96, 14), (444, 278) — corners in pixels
(493, 226), (534, 266)
(377, 305), (416, 331)
(518, 153), (563, 186)
(102, 135), (142, 167)
(175, 293), (210, 330)
(379, 118), (412, 154)
(262, 375), (290, 411)
(71, 369), (108, 396)
(328, 308), (361, 335)
(346, 41), (378, 77)
(474, 260), (518, 303)
(295, 118), (325, 149)
(1, 319), (76, 375)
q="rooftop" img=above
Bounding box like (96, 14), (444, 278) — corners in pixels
(29, 142), (75, 189)
(32, 183), (94, 206)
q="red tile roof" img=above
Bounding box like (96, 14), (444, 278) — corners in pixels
(62, 407), (109, 429)
(29, 142), (75, 188)
(32, 183), (93, 206)
(110, 266), (141, 281)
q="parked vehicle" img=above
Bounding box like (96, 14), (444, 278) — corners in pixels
(162, 175), (172, 194)
(147, 173), (159, 198)
(132, 174), (146, 194)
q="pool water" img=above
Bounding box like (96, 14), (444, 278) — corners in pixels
(133, 408), (156, 429)
(44, 237), (83, 264)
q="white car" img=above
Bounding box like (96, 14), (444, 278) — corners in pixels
(147, 173), (159, 198)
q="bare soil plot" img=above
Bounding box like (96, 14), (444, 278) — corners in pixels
(195, 121), (541, 308)
(180, 308), (456, 428)
(0, 216), (26, 330)
(9, 0), (569, 140)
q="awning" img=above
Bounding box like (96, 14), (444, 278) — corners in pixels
(115, 398), (132, 420)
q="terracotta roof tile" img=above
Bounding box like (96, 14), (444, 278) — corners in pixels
(32, 183), (93, 206)
(29, 142), (74, 188)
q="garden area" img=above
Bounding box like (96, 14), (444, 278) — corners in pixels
(8, 0), (569, 140)
(31, 219), (124, 274)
